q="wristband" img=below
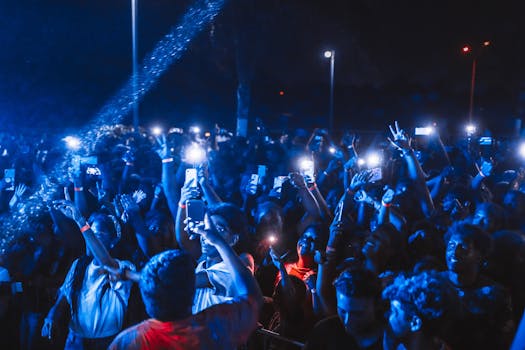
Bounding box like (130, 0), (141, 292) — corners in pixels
(79, 224), (91, 233)
(162, 158), (174, 164)
(382, 201), (392, 208)
(178, 202), (187, 209)
(74, 187), (83, 192)
(308, 183), (317, 191)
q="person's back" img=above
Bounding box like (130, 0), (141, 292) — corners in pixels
(110, 218), (263, 350)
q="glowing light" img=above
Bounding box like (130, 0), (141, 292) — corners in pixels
(366, 152), (381, 168)
(462, 45), (470, 53)
(415, 126), (434, 136)
(465, 124), (477, 135)
(204, 131), (211, 137)
(519, 143), (525, 159)
(357, 158), (366, 166)
(483, 41), (490, 47)
(190, 126), (201, 134)
(329, 147), (336, 154)
(324, 50), (333, 58)
(279, 90), (285, 96)
(151, 126), (163, 136)
(268, 235), (277, 244)
(63, 136), (81, 150)
(185, 144), (206, 164)
(299, 158), (314, 171)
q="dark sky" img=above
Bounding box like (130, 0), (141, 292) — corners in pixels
(0, 0), (524, 135)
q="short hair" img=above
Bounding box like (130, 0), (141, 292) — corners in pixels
(444, 223), (493, 259)
(207, 202), (251, 253)
(139, 249), (196, 321)
(333, 268), (381, 298)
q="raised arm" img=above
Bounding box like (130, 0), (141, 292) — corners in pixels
(388, 121), (435, 217)
(53, 200), (118, 269)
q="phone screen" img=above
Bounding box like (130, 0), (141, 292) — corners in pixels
(185, 168), (198, 188)
(186, 199), (205, 223)
(4, 168), (15, 191)
(257, 165), (267, 179)
(368, 167), (383, 183)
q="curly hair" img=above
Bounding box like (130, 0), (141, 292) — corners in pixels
(333, 267), (381, 298)
(444, 222), (493, 259)
(382, 271), (460, 335)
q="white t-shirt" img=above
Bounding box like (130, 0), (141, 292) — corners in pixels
(192, 260), (234, 314)
(60, 258), (135, 338)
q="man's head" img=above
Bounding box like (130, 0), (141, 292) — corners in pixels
(140, 249), (196, 321)
(333, 268), (381, 336)
(445, 223), (492, 285)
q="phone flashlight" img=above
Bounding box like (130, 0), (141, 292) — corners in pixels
(151, 126), (163, 136)
(414, 126), (434, 136)
(63, 136), (81, 151)
(366, 152), (381, 168)
(267, 235), (277, 244)
(519, 143), (525, 159)
(185, 144), (206, 164)
(329, 146), (336, 154)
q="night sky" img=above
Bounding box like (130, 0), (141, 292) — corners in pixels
(1, 0), (524, 136)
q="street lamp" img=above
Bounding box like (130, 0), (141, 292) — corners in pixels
(461, 41), (491, 123)
(324, 50), (335, 131)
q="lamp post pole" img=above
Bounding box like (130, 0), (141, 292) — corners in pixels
(324, 50), (335, 131)
(131, 0), (139, 132)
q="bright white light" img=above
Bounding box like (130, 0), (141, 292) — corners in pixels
(416, 126), (434, 136)
(268, 235), (277, 244)
(329, 147), (336, 154)
(190, 126), (201, 133)
(465, 124), (476, 135)
(519, 143), (525, 158)
(299, 158), (314, 171)
(151, 126), (163, 136)
(366, 152), (381, 168)
(357, 158), (366, 166)
(63, 136), (81, 151)
(324, 50), (333, 58)
(185, 144), (206, 164)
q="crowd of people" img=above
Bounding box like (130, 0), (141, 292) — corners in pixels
(1, 120), (525, 349)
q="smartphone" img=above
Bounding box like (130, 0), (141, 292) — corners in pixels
(80, 156), (98, 166)
(248, 174), (259, 195)
(368, 167), (383, 183)
(479, 137), (493, 146)
(186, 199), (205, 223)
(4, 168), (15, 191)
(85, 166), (101, 176)
(185, 168), (198, 188)
(299, 159), (315, 183)
(414, 127), (433, 136)
(257, 165), (267, 180)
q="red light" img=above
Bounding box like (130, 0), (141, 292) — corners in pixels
(483, 41), (490, 47)
(279, 90), (285, 96)
(462, 46), (470, 53)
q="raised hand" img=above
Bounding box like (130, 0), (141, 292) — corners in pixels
(289, 171), (308, 190)
(119, 194), (141, 216)
(9, 183), (28, 209)
(41, 318), (53, 340)
(350, 171), (371, 191)
(132, 189), (147, 204)
(269, 248), (290, 269)
(52, 200), (84, 225)
(381, 187), (395, 205)
(479, 160), (494, 177)
(154, 134), (170, 160)
(388, 121), (411, 151)
(95, 181), (107, 202)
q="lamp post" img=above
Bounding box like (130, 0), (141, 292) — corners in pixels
(131, 0), (139, 132)
(462, 41), (490, 123)
(324, 50), (335, 131)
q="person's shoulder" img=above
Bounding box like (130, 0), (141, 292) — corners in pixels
(109, 319), (156, 350)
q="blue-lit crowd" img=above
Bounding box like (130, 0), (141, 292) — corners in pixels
(1, 121), (525, 349)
